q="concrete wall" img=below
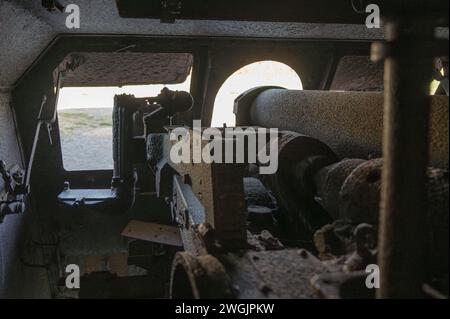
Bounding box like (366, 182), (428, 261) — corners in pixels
(0, 92), (50, 298)
(0, 0), (386, 88)
(0, 92), (22, 164)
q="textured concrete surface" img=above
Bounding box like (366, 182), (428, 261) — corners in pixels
(12, 0), (384, 39)
(0, 92), (51, 298)
(0, 0), (384, 88)
(0, 212), (52, 298)
(0, 1), (56, 88)
(1, 0), (448, 88)
(0, 92), (21, 165)
(248, 90), (449, 168)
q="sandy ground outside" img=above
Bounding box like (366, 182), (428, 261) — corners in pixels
(59, 108), (113, 171)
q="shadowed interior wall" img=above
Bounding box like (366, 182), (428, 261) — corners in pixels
(0, 92), (50, 298)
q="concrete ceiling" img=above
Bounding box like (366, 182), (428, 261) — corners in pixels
(0, 0), (448, 88)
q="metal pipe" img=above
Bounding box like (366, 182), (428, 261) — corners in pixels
(236, 89), (448, 168)
(375, 18), (434, 298)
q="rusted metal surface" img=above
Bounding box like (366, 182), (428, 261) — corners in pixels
(121, 220), (183, 247)
(83, 253), (129, 277)
(172, 175), (209, 255)
(375, 19), (435, 298)
(313, 220), (355, 261)
(426, 168), (449, 280)
(343, 224), (377, 272)
(170, 252), (233, 299)
(266, 131), (338, 235)
(313, 221), (377, 270)
(60, 53), (193, 87)
(241, 89), (448, 168)
(224, 249), (330, 299)
(311, 271), (374, 299)
(244, 177), (277, 217)
(314, 159), (366, 220)
(330, 56), (383, 92)
(75, 272), (167, 299)
(338, 159), (383, 225)
(315, 158), (449, 226)
(164, 128), (247, 250)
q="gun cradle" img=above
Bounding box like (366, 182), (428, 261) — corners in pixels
(132, 118), (444, 299)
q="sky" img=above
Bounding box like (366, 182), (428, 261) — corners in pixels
(211, 61), (302, 127)
(57, 74), (192, 110)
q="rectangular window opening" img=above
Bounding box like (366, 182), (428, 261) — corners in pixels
(57, 72), (192, 172)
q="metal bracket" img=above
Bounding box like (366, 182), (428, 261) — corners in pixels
(122, 220), (183, 247)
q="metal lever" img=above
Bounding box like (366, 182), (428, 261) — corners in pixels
(46, 122), (53, 145)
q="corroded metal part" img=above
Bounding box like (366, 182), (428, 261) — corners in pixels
(121, 220), (183, 247)
(60, 53), (193, 87)
(243, 177), (278, 232)
(339, 159), (383, 225)
(311, 271), (374, 299)
(164, 128), (247, 250)
(313, 220), (355, 260)
(343, 224), (377, 272)
(172, 175), (209, 256)
(241, 89), (448, 168)
(425, 168), (449, 279)
(315, 158), (366, 220)
(266, 131), (338, 235)
(376, 19), (439, 298)
(170, 252), (233, 299)
(330, 56), (383, 92)
(224, 249), (330, 299)
(315, 158), (449, 227)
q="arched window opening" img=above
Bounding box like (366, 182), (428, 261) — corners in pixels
(211, 61), (302, 127)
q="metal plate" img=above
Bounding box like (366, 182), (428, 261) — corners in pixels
(122, 220), (182, 247)
(60, 53), (193, 87)
(225, 249), (330, 299)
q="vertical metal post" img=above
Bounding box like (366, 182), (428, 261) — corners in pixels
(375, 18), (434, 298)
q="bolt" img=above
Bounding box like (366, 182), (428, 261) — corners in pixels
(260, 284), (272, 295)
(183, 174), (192, 185)
(184, 208), (190, 229)
(63, 181), (70, 191)
(299, 249), (308, 258)
(232, 284), (240, 294)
